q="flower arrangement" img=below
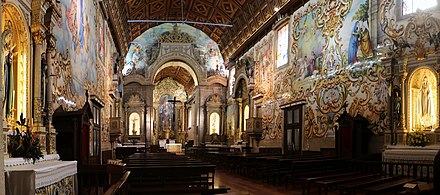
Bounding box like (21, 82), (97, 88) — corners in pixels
(7, 114), (44, 164)
(406, 130), (429, 147)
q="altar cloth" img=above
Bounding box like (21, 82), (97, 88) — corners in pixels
(5, 160), (77, 195)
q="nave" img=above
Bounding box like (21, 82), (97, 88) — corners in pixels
(87, 148), (436, 195)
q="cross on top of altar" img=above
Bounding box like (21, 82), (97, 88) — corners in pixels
(168, 97), (181, 132)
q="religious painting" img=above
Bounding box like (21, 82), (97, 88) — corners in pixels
(209, 113), (220, 135)
(255, 33), (274, 96)
(54, 0), (98, 94)
(409, 68), (438, 131)
(129, 112), (140, 135)
(123, 23), (226, 76)
(123, 44), (147, 75)
(158, 94), (174, 132)
(292, 8), (324, 78)
(276, 24), (289, 68)
(341, 0), (373, 64)
(97, 12), (105, 62)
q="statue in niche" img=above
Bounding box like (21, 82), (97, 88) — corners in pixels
(417, 76), (436, 129)
(2, 27), (16, 118)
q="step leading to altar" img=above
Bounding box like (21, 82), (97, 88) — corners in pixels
(4, 154), (77, 195)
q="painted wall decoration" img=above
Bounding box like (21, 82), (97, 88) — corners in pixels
(123, 23), (225, 76)
(227, 0), (388, 143)
(54, 0), (99, 95)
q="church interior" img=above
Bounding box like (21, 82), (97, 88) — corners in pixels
(1, 0), (440, 194)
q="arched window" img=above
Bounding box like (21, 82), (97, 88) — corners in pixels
(244, 105), (250, 131)
(210, 112), (220, 135)
(129, 113), (140, 135)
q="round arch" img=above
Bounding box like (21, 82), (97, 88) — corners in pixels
(408, 66), (439, 131)
(154, 61), (199, 86)
(2, 3), (31, 119)
(147, 51), (206, 86)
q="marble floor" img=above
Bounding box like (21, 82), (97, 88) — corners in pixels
(214, 169), (339, 195)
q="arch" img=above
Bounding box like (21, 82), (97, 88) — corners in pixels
(244, 105), (250, 131)
(2, 3), (31, 119)
(234, 78), (248, 99)
(408, 66), (438, 131)
(209, 112), (220, 135)
(148, 52), (206, 86)
(128, 112), (141, 135)
(154, 61), (199, 86)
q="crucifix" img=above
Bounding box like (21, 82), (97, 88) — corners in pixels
(168, 97), (181, 134)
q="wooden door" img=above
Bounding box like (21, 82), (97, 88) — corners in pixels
(284, 105), (302, 154)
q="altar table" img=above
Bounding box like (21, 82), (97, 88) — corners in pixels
(4, 159), (77, 195)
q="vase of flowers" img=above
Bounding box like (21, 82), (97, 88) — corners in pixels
(406, 130), (429, 147)
(7, 114), (43, 163)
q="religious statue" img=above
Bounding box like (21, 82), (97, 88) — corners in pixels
(417, 76), (436, 129)
(2, 27), (16, 118)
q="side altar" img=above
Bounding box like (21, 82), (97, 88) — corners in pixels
(4, 154), (77, 195)
(383, 145), (440, 164)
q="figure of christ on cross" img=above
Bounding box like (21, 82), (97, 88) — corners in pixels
(168, 97), (181, 134)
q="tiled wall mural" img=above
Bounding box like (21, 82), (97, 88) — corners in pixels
(232, 0), (389, 146)
(123, 23), (226, 77)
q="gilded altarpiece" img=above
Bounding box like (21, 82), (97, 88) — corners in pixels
(123, 94), (145, 143)
(379, 0), (440, 137)
(153, 78), (187, 143)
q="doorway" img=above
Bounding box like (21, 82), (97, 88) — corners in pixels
(336, 112), (372, 159)
(283, 105), (303, 154)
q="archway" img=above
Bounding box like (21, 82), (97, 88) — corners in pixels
(152, 61), (197, 145)
(2, 3), (31, 121)
(409, 67), (438, 131)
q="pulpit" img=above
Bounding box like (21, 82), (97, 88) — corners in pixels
(53, 102), (94, 165)
(246, 117), (263, 152)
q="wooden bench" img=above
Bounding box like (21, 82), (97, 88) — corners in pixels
(362, 177), (417, 194)
(104, 171), (131, 195)
(125, 153), (229, 194)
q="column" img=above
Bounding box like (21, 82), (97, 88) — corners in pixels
(31, 25), (47, 154)
(0, 2), (5, 194)
(45, 34), (56, 154)
(44, 2), (61, 154)
(237, 98), (243, 142)
(124, 107), (128, 142)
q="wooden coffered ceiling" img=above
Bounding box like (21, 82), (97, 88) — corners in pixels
(103, 0), (307, 60)
(154, 66), (195, 92)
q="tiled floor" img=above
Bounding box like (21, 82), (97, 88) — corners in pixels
(214, 169), (339, 195)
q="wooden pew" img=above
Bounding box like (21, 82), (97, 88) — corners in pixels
(104, 171), (131, 195)
(125, 153), (229, 194)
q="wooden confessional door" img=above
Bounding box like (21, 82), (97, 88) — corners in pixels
(284, 105), (302, 154)
(336, 113), (370, 159)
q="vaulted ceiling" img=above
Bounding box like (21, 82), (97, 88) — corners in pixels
(103, 0), (307, 60)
